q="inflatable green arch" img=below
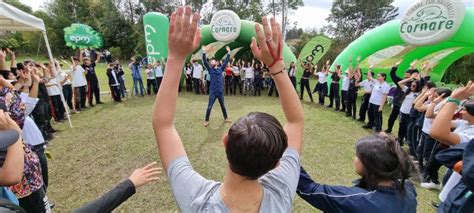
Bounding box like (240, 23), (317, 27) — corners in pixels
(143, 13), (296, 65)
(332, 8), (474, 82)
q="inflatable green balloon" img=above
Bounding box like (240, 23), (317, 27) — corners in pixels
(143, 12), (169, 64)
(296, 35), (332, 79)
(64, 23), (103, 49)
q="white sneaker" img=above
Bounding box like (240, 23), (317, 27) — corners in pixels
(420, 181), (441, 190)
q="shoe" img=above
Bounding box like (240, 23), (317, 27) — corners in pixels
(334, 108), (340, 111)
(49, 201), (55, 209)
(203, 121), (209, 127)
(97, 102), (105, 104)
(384, 129), (392, 133)
(225, 118), (232, 123)
(339, 109), (345, 112)
(345, 114), (351, 117)
(357, 118), (364, 122)
(420, 181), (441, 190)
(362, 125), (372, 129)
(326, 105), (333, 108)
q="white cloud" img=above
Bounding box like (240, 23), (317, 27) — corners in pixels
(289, 6), (330, 31)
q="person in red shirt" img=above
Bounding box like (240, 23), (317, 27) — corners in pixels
(225, 63), (233, 95)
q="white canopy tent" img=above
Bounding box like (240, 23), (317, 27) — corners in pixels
(0, 1), (72, 127)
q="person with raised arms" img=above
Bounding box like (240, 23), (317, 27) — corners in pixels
(152, 6), (304, 212)
(201, 44), (231, 127)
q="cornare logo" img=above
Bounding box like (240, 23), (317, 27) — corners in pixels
(210, 10), (241, 42)
(400, 0), (465, 46)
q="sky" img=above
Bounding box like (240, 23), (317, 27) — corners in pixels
(20, 0), (474, 31)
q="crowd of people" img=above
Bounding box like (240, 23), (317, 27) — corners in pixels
(0, 5), (473, 212)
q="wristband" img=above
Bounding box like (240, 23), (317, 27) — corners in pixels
(270, 70), (283, 76)
(447, 97), (461, 106)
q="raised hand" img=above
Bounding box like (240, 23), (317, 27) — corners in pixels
(410, 59), (418, 68)
(451, 81), (474, 100)
(250, 16), (283, 71)
(433, 93), (446, 103)
(226, 46), (231, 53)
(128, 162), (163, 188)
(357, 56), (361, 62)
(395, 59), (403, 67)
(0, 49), (5, 58)
(168, 6), (201, 59)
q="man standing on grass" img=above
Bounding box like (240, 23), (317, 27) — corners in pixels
(129, 57), (145, 97)
(152, 7), (304, 212)
(192, 60), (203, 94)
(201, 45), (231, 127)
(81, 50), (104, 106)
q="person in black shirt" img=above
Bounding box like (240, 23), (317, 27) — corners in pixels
(299, 62), (314, 102)
(81, 50), (103, 107)
(327, 65), (342, 110)
(346, 57), (361, 119)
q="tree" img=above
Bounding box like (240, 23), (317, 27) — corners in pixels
(267, 0), (304, 39)
(326, 0), (398, 43)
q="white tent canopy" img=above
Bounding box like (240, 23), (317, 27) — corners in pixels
(0, 1), (73, 127)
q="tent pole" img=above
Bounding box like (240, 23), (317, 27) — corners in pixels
(43, 31), (73, 128)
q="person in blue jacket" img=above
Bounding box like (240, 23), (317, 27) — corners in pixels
(202, 45), (231, 127)
(297, 134), (418, 213)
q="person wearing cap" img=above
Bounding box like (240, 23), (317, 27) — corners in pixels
(81, 50), (103, 106)
(129, 57), (145, 97)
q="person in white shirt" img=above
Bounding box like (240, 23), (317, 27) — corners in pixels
(145, 64), (158, 95)
(232, 61), (242, 95)
(58, 62), (74, 111)
(313, 60), (329, 105)
(192, 60), (203, 94)
(363, 72), (391, 132)
(71, 56), (88, 110)
(184, 62), (193, 92)
(45, 67), (65, 122)
(242, 60), (255, 96)
(395, 78), (421, 145)
(356, 70), (375, 122)
(107, 63), (123, 102)
(154, 58), (165, 91)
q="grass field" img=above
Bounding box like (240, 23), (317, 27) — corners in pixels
(13, 59), (440, 212)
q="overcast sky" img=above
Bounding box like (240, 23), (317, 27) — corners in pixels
(20, 0), (474, 30)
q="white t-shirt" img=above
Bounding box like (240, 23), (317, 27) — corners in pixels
(359, 79), (374, 94)
(422, 101), (445, 134)
(452, 119), (474, 144)
(155, 65), (163, 77)
(168, 149), (300, 212)
(288, 67), (296, 77)
(146, 68), (154, 79)
(185, 67), (192, 75)
(192, 63), (203, 79)
(19, 93), (44, 146)
(369, 81), (391, 105)
(72, 65), (87, 87)
(244, 67), (254, 79)
(59, 70), (72, 85)
(316, 72), (327, 84)
(232, 66), (240, 75)
(400, 91), (419, 114)
(341, 76), (350, 91)
(46, 78), (61, 96)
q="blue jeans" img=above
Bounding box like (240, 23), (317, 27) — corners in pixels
(205, 92), (228, 121)
(133, 78), (144, 96)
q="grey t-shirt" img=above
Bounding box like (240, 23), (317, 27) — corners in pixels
(167, 149), (300, 212)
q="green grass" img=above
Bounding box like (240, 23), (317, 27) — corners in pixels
(7, 57), (440, 211)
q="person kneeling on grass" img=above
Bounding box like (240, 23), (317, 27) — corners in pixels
(152, 6), (304, 212)
(297, 134), (417, 213)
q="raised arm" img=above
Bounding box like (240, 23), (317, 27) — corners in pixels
(8, 49), (16, 71)
(390, 60), (403, 85)
(250, 16), (304, 153)
(152, 6), (201, 170)
(0, 49), (7, 71)
(414, 87), (430, 112)
(430, 81), (474, 145)
(219, 46), (231, 71)
(201, 46), (211, 71)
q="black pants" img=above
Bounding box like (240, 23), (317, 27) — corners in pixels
(417, 133), (437, 172)
(313, 82), (327, 105)
(19, 188), (48, 213)
(193, 78), (201, 94)
(62, 84), (73, 109)
(398, 113), (411, 145)
(50, 95), (65, 121)
(110, 85), (122, 102)
(155, 77), (163, 92)
(225, 76), (233, 95)
(232, 76), (242, 95)
(31, 144), (48, 192)
(146, 79), (158, 95)
(32, 101), (50, 139)
(387, 105), (401, 133)
(87, 80), (101, 105)
(268, 79), (279, 97)
(185, 75), (193, 91)
(368, 103), (383, 132)
(300, 78), (313, 101)
(341, 90), (347, 111)
(329, 83), (340, 109)
(407, 117), (421, 157)
(254, 78), (262, 96)
(206, 80), (210, 95)
(74, 86), (87, 109)
(290, 76), (296, 89)
(346, 91), (357, 118)
(359, 93), (370, 121)
(424, 142), (447, 183)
